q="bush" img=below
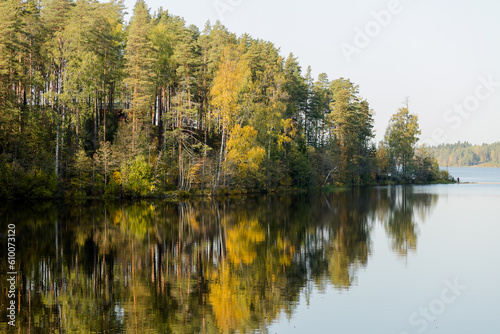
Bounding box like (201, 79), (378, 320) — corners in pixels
(0, 160), (58, 198)
(122, 156), (155, 197)
(29, 168), (58, 198)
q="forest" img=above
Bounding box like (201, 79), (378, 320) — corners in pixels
(430, 142), (500, 167)
(0, 0), (451, 199)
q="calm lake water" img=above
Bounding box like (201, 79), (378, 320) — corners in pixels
(445, 166), (500, 183)
(1, 167), (499, 333)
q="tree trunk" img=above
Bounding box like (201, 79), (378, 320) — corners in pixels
(158, 87), (164, 151)
(60, 106), (65, 177)
(178, 100), (183, 190)
(215, 127), (225, 192)
(76, 106), (80, 151)
(94, 94), (98, 151)
(55, 112), (60, 176)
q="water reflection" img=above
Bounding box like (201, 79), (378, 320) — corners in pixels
(0, 187), (438, 333)
(381, 187), (438, 257)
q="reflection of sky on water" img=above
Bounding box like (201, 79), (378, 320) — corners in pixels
(445, 167), (500, 183)
(270, 182), (500, 334)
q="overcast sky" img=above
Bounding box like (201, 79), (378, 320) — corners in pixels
(122, 0), (500, 145)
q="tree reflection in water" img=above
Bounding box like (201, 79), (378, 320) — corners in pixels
(0, 187), (438, 333)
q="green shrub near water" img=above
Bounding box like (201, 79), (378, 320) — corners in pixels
(122, 155), (156, 197)
(0, 160), (58, 199)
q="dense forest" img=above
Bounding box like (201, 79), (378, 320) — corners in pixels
(0, 0), (451, 199)
(430, 142), (500, 167)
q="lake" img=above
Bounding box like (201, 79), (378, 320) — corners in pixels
(1, 167), (499, 333)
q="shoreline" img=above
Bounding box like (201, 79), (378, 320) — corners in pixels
(0, 180), (456, 201)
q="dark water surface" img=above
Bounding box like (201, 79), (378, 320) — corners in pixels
(1, 175), (499, 333)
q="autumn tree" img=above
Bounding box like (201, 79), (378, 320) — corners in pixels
(210, 45), (251, 190)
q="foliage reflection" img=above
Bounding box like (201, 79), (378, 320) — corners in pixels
(0, 187), (437, 333)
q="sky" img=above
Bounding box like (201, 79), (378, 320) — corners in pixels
(122, 0), (500, 146)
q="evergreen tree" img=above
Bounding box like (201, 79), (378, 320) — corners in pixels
(123, 0), (154, 156)
(328, 78), (374, 185)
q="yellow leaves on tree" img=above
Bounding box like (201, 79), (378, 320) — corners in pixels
(210, 45), (252, 189)
(226, 125), (265, 180)
(276, 118), (296, 151)
(210, 45), (251, 131)
(112, 170), (122, 185)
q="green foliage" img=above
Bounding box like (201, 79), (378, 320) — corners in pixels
(226, 125), (266, 187)
(122, 155), (156, 197)
(384, 100), (421, 182)
(0, 159), (58, 198)
(430, 141), (500, 167)
(324, 78), (375, 185)
(413, 146), (440, 182)
(288, 137), (313, 189)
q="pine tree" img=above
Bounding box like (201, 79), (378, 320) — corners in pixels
(283, 53), (307, 134)
(123, 0), (154, 156)
(328, 78), (374, 184)
(311, 73), (330, 148)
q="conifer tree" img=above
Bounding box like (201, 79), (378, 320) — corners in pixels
(123, 0), (154, 156)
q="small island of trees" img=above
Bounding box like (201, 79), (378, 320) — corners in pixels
(0, 0), (452, 199)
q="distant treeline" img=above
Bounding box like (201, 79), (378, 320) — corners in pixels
(430, 142), (500, 167)
(0, 0), (451, 199)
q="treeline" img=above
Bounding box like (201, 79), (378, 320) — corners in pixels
(430, 142), (500, 167)
(0, 0), (450, 199)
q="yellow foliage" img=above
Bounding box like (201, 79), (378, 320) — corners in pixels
(210, 46), (251, 130)
(112, 170), (122, 185)
(226, 125), (265, 178)
(277, 118), (296, 151)
(189, 160), (203, 184)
